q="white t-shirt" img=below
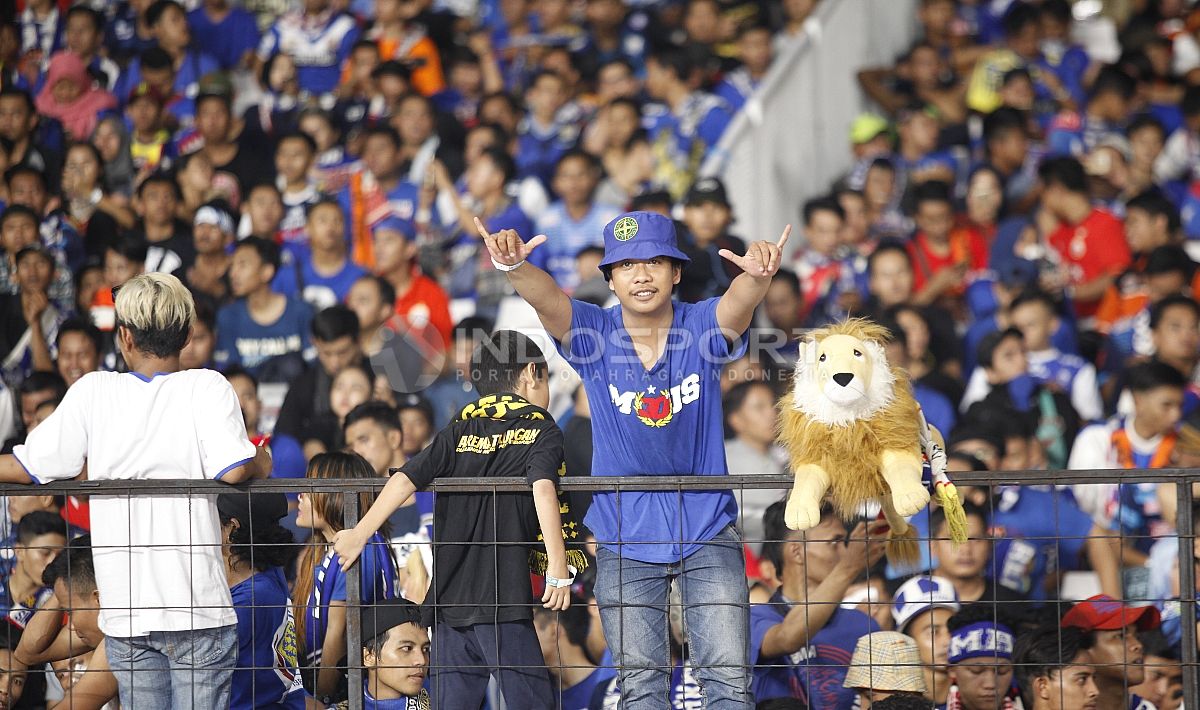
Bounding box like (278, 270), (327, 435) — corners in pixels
(13, 369), (255, 637)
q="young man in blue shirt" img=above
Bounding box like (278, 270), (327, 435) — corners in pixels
(477, 209), (789, 706)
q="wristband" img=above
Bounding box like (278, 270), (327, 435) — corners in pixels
(491, 257), (526, 272)
(545, 564), (578, 589)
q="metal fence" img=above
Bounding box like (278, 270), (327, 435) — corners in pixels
(1, 468), (1195, 709)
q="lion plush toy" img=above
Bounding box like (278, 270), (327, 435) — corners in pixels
(778, 318), (966, 564)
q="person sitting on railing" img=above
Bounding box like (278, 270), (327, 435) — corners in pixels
(293, 452), (398, 705)
(333, 598), (430, 710)
(0, 273), (274, 709)
(333, 329), (573, 709)
(216, 491), (305, 710)
(1060, 595), (1161, 710)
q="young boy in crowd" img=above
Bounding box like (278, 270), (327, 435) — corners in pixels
(929, 501), (1026, 611)
(794, 194), (852, 326)
(1061, 595), (1160, 710)
(516, 71), (576, 188)
(337, 598), (430, 708)
(334, 330), (572, 708)
(531, 150), (621, 292)
(126, 82), (173, 175)
(215, 237), (315, 379)
(343, 401), (433, 544)
(133, 173), (194, 276)
(274, 131), (321, 248)
(1069, 361), (1185, 563)
(272, 199), (366, 310)
(892, 574), (961, 707)
(240, 183), (286, 242)
(372, 214), (452, 350)
(678, 177), (749, 303)
(396, 395), (435, 458)
(91, 238), (148, 334)
(346, 275), (397, 358)
(752, 500), (885, 706)
(184, 200), (237, 308)
(715, 23), (774, 113)
(1014, 625), (1100, 710)
(945, 606), (1018, 710)
(908, 180), (988, 308)
(1007, 289), (1103, 421)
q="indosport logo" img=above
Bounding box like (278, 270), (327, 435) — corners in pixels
(613, 216), (639, 241)
(609, 374), (701, 428)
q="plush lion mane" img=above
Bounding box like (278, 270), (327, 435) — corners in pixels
(777, 319), (923, 518)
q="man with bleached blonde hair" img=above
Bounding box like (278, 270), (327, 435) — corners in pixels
(0, 272), (273, 709)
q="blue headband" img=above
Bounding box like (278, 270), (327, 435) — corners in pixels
(948, 621), (1015, 664)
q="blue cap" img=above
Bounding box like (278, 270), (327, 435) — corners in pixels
(599, 211), (690, 268)
(371, 214), (414, 239)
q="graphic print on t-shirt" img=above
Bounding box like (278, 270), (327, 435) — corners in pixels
(608, 373), (701, 428)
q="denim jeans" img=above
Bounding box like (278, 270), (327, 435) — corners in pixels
(431, 620), (555, 709)
(594, 524), (752, 709)
(106, 624), (237, 709)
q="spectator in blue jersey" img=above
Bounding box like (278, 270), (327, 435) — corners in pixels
(257, 0), (362, 97)
(293, 452), (398, 704)
(5, 166), (84, 279)
(643, 44), (732, 199)
(531, 150), (621, 292)
(534, 604), (607, 710)
(982, 107), (1040, 213)
(751, 499), (886, 705)
(944, 605), (1019, 710)
(715, 23), (773, 113)
(476, 210), (790, 707)
(272, 199), (367, 310)
(1006, 290), (1103, 421)
(186, 0), (261, 71)
(217, 491), (304, 710)
(678, 177), (750, 304)
(105, 0), (157, 64)
(516, 71), (578, 188)
(0, 246), (66, 387)
(1061, 595), (1161, 710)
(927, 501), (1027, 614)
(0, 205), (75, 318)
(338, 599), (430, 709)
(0, 512), (65, 630)
(214, 237), (315, 380)
(115, 1), (220, 116)
(17, 0), (63, 65)
(1039, 0), (1090, 106)
(63, 6), (119, 92)
(1046, 65), (1136, 158)
(274, 131), (321, 250)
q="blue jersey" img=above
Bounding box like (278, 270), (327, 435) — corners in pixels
(303, 533), (397, 666)
(914, 384), (956, 439)
(556, 298), (744, 563)
(187, 7), (262, 70)
(530, 201), (621, 291)
(714, 68), (759, 113)
(231, 568), (305, 710)
(271, 246), (367, 310)
(258, 11), (361, 96)
(106, 2), (157, 62)
(750, 592), (878, 708)
(561, 667), (606, 710)
(515, 120), (579, 187)
(214, 297), (315, 375)
(989, 487), (1093, 601)
(18, 5), (63, 58)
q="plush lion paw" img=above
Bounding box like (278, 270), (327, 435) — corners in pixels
(785, 494), (821, 531)
(889, 481), (931, 518)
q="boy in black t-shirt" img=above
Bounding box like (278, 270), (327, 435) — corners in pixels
(334, 329), (572, 710)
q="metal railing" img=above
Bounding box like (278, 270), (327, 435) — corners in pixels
(2, 467), (1195, 708)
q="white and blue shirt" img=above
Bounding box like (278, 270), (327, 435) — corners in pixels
(555, 298), (744, 563)
(231, 567), (305, 709)
(258, 10), (361, 96)
(530, 201), (622, 292)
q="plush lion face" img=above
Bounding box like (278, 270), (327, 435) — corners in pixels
(791, 320), (896, 426)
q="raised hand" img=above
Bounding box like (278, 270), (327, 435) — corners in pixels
(474, 217), (547, 268)
(718, 224), (791, 278)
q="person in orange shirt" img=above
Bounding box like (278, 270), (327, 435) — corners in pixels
(907, 180), (988, 308)
(372, 214), (451, 353)
(366, 0), (444, 97)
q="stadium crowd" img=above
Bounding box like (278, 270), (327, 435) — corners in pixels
(0, 0), (1195, 708)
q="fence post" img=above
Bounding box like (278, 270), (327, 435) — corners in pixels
(344, 491), (364, 710)
(1175, 475), (1196, 704)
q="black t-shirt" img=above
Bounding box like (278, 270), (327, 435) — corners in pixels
(400, 393), (564, 627)
(137, 220), (196, 276)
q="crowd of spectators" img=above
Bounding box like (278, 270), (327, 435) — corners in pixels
(0, 0), (1196, 708)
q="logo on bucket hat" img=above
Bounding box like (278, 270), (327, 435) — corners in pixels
(613, 216), (639, 241)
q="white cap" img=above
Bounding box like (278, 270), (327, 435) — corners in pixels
(892, 575), (960, 632)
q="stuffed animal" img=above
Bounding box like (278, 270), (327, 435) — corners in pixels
(777, 318), (966, 564)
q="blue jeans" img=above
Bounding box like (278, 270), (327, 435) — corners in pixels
(431, 621), (555, 709)
(594, 524), (752, 709)
(106, 624), (237, 709)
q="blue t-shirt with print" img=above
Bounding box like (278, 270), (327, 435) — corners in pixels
(989, 487), (1094, 602)
(271, 246), (367, 310)
(187, 6), (261, 70)
(303, 533), (397, 666)
(555, 297), (743, 563)
(750, 591), (878, 707)
(214, 296), (315, 375)
(231, 567), (305, 710)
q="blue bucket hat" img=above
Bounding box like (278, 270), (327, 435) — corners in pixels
(599, 211), (691, 269)
(371, 213), (415, 240)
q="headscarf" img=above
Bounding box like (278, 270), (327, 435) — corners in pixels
(93, 115), (136, 197)
(36, 52), (117, 140)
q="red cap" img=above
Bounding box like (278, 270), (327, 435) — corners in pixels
(1061, 595), (1161, 631)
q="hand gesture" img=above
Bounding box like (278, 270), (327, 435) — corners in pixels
(836, 521), (888, 575)
(718, 225), (791, 278)
(21, 291), (48, 327)
(333, 528), (369, 572)
(475, 217), (546, 267)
